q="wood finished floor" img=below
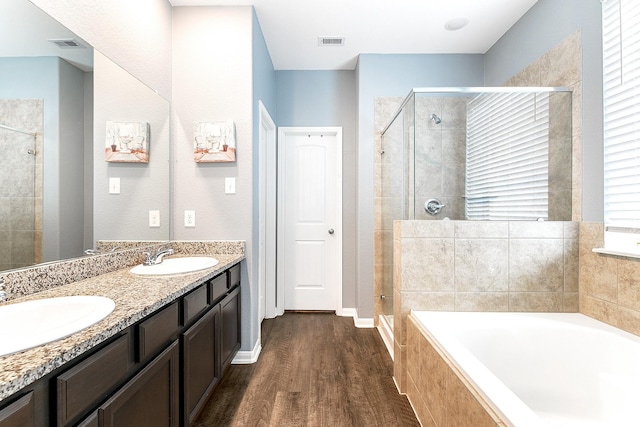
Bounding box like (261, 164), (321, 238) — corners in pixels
(194, 312), (420, 427)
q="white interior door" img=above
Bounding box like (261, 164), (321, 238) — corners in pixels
(278, 127), (342, 311)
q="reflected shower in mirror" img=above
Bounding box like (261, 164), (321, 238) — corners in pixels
(0, 0), (170, 272)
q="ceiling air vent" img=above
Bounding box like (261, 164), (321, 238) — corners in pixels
(318, 37), (345, 47)
(48, 38), (86, 49)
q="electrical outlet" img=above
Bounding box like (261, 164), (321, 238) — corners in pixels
(109, 177), (120, 194)
(149, 210), (160, 227)
(184, 210), (195, 227)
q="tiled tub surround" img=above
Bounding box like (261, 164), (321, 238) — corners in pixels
(393, 220), (579, 392)
(579, 222), (640, 337)
(406, 311), (640, 427)
(0, 240), (244, 400)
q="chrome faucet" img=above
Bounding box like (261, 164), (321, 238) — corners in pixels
(143, 248), (175, 266)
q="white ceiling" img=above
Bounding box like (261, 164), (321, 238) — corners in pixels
(2, 0), (538, 72)
(169, 0), (539, 70)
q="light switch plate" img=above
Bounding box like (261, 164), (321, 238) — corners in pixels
(225, 177), (236, 194)
(184, 210), (195, 227)
(149, 210), (160, 227)
(109, 177), (120, 194)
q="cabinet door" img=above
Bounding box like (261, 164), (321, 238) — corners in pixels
(0, 392), (34, 426)
(97, 341), (179, 427)
(220, 287), (241, 373)
(182, 305), (220, 426)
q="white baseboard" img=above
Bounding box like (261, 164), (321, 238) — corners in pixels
(231, 339), (262, 364)
(341, 308), (374, 328)
(377, 315), (394, 361)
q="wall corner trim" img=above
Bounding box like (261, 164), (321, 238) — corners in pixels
(232, 339), (262, 364)
(341, 308), (374, 328)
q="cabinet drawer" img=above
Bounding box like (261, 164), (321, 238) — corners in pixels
(228, 263), (241, 289)
(0, 392), (34, 426)
(137, 302), (179, 362)
(182, 284), (209, 326)
(56, 334), (130, 426)
(209, 272), (227, 303)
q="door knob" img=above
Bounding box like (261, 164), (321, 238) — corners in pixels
(328, 228), (335, 234)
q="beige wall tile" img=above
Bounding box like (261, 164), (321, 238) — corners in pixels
(580, 294), (619, 327)
(564, 238), (579, 292)
(447, 371), (499, 427)
(455, 292), (509, 312)
(401, 238), (454, 291)
(580, 222), (603, 242)
(421, 335), (448, 427)
(454, 221), (508, 239)
(509, 292), (563, 312)
(563, 292), (579, 312)
(509, 239), (564, 292)
(455, 239), (509, 292)
(400, 220), (454, 238)
(579, 242), (618, 303)
(617, 258), (640, 312)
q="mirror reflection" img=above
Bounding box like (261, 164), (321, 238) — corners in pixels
(0, 0), (170, 272)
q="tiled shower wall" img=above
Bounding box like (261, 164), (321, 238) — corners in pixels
(393, 31), (584, 393)
(0, 99), (43, 271)
(374, 96), (469, 319)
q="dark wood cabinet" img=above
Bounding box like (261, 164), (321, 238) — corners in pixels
(0, 261), (242, 427)
(220, 286), (241, 373)
(0, 392), (34, 426)
(97, 340), (180, 427)
(181, 305), (220, 426)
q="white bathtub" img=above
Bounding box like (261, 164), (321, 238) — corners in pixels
(410, 311), (640, 427)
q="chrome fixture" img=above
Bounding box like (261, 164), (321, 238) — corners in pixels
(143, 248), (175, 266)
(425, 198), (445, 215)
(430, 113), (442, 124)
(84, 246), (120, 256)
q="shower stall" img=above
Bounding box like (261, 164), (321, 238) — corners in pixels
(0, 99), (43, 272)
(375, 87), (573, 332)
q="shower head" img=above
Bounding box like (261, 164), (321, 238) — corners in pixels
(430, 113), (442, 125)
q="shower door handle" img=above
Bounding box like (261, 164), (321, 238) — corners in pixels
(328, 228), (335, 235)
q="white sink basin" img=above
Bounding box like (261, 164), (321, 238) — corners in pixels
(130, 256), (219, 276)
(0, 296), (115, 356)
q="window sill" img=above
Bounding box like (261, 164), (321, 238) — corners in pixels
(592, 248), (640, 259)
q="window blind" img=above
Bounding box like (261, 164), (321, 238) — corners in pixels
(603, 0), (640, 231)
(465, 92), (550, 220)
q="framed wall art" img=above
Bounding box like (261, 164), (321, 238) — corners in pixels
(105, 121), (150, 163)
(194, 121), (236, 163)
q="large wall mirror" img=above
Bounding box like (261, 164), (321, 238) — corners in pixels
(0, 0), (170, 272)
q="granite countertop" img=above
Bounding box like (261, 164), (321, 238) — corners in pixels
(0, 253), (244, 401)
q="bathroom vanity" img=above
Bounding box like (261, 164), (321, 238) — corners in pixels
(0, 253), (243, 427)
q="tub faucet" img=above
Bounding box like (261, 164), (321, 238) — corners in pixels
(143, 248), (175, 266)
